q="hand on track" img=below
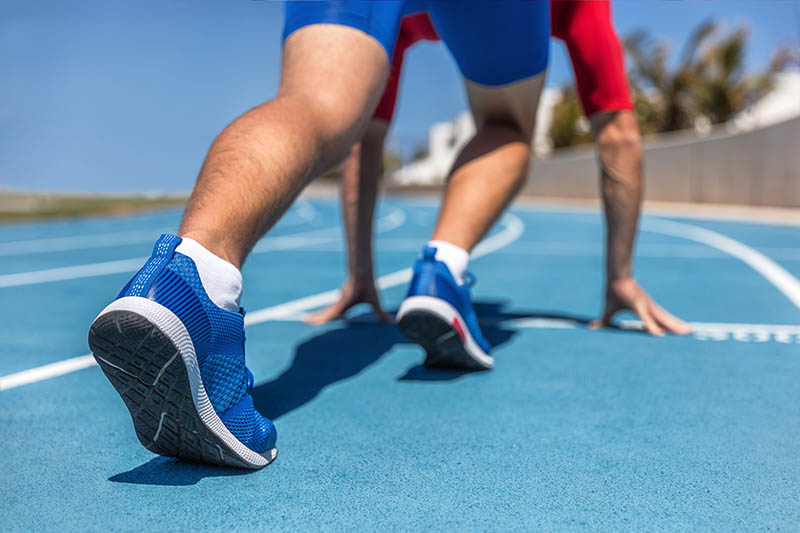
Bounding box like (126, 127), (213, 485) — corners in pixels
(589, 277), (692, 336)
(305, 276), (393, 325)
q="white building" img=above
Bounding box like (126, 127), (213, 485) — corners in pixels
(732, 70), (800, 131)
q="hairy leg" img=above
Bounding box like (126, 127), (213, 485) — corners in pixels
(341, 120), (389, 280)
(430, 74), (545, 251)
(306, 120), (392, 325)
(178, 25), (388, 268)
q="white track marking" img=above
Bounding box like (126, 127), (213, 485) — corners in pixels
(0, 208), (405, 289)
(643, 218), (800, 310)
(191, 312), (800, 346)
(510, 318), (800, 344)
(250, 207), (404, 253)
(0, 213), (522, 391)
(0, 354), (97, 391)
(0, 201), (319, 257)
(244, 211), (518, 322)
(224, 239), (800, 263)
(512, 200), (800, 227)
(0, 229), (172, 257)
(0, 257), (151, 288)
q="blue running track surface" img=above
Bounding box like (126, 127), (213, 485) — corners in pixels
(1, 196), (799, 530)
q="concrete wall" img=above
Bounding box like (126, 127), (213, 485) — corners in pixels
(523, 115), (800, 207)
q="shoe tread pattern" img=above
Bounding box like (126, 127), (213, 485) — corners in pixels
(88, 310), (260, 469)
(398, 310), (488, 371)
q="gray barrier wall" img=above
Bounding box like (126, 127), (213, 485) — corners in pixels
(524, 115), (800, 207)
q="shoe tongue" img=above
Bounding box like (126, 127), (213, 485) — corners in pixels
(422, 245), (437, 260)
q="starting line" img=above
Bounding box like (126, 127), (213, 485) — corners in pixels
(285, 313), (800, 345)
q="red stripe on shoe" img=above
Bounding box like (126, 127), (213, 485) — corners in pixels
(452, 317), (466, 341)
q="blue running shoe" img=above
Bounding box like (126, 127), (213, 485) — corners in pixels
(88, 234), (276, 469)
(396, 245), (493, 370)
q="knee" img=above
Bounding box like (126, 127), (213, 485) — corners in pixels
(274, 89), (370, 167)
(299, 90), (365, 143)
(596, 114), (643, 157)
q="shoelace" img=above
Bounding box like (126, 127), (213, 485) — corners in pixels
(463, 271), (477, 287)
(245, 367), (255, 392)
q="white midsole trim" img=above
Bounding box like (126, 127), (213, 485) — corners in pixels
(397, 295), (494, 369)
(94, 296), (270, 467)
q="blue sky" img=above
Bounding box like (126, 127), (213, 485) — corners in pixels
(1, 1), (798, 192)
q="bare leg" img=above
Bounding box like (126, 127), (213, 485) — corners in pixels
(178, 25), (388, 268)
(342, 121), (389, 281)
(306, 120), (392, 325)
(430, 74), (546, 251)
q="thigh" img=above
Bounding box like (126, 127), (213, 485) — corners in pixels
(428, 0), (549, 87)
(281, 1), (413, 148)
(280, 24), (391, 170)
(464, 73), (546, 140)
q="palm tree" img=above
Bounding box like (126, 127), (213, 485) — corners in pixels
(691, 25), (790, 124)
(549, 20), (791, 148)
(625, 21), (790, 132)
(624, 21), (715, 133)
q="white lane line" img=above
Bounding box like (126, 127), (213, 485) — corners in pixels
(219, 239), (800, 262)
(178, 311), (800, 346)
(0, 207), (405, 289)
(0, 213), (523, 391)
(0, 257), (151, 288)
(510, 318), (800, 344)
(0, 355), (97, 391)
(0, 201), (319, 257)
(643, 218), (800, 310)
(250, 207), (405, 253)
(245, 212), (521, 323)
(291, 240), (727, 258)
(0, 229), (172, 257)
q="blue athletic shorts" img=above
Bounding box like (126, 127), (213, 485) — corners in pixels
(282, 1), (549, 86)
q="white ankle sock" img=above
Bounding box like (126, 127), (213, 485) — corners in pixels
(428, 240), (469, 285)
(175, 237), (242, 312)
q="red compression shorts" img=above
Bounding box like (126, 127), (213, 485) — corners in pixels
(550, 0), (633, 116)
(373, 1), (633, 121)
(372, 12), (439, 122)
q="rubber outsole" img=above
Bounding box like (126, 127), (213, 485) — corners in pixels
(398, 310), (491, 371)
(88, 309), (276, 469)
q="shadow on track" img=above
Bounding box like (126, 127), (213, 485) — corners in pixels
(109, 456), (251, 486)
(251, 300), (592, 420)
(109, 300), (592, 484)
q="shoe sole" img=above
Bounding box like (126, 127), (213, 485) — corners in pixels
(88, 297), (276, 470)
(396, 296), (493, 370)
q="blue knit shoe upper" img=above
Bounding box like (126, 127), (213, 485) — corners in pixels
(406, 245), (490, 353)
(118, 234), (276, 453)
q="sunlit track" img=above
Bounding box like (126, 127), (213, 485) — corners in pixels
(0, 200), (320, 257)
(0, 212), (521, 391)
(0, 206), (405, 288)
(0, 228), (174, 257)
(235, 239), (800, 261)
(643, 218), (800, 310)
